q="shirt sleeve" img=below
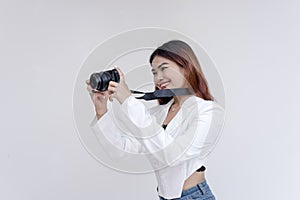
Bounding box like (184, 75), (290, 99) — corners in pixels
(90, 103), (146, 155)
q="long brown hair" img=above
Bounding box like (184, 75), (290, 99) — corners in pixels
(149, 40), (214, 105)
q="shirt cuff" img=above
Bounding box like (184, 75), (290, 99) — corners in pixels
(90, 111), (111, 133)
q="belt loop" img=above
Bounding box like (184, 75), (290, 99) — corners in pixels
(197, 184), (204, 195)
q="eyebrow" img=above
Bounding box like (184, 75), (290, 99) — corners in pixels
(151, 62), (168, 72)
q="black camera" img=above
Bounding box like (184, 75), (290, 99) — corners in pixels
(89, 69), (120, 91)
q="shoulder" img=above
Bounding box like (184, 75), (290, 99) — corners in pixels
(184, 96), (224, 115)
(183, 96), (211, 109)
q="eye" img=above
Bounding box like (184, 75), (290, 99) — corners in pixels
(152, 71), (157, 75)
(161, 66), (168, 71)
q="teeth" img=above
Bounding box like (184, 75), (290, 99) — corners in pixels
(160, 82), (169, 88)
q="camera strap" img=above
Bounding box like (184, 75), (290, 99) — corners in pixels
(130, 88), (192, 101)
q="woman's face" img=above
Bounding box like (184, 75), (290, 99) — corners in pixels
(151, 56), (188, 90)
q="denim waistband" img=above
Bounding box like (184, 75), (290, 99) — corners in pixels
(159, 179), (210, 200)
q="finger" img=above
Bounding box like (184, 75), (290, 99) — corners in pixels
(92, 90), (100, 93)
(109, 81), (118, 87)
(92, 88), (104, 93)
(115, 66), (124, 81)
(93, 92), (105, 101)
(107, 85), (116, 94)
(97, 92), (107, 99)
(87, 86), (93, 93)
(86, 80), (90, 85)
(87, 84), (94, 91)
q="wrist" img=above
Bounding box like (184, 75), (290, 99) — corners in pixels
(119, 93), (131, 104)
(95, 109), (107, 120)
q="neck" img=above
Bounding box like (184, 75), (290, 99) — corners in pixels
(173, 95), (192, 106)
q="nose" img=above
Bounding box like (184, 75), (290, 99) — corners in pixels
(155, 73), (164, 84)
(156, 70), (164, 80)
(153, 74), (163, 88)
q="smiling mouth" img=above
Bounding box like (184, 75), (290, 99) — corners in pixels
(158, 81), (170, 89)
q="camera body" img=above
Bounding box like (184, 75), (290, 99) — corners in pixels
(89, 69), (120, 91)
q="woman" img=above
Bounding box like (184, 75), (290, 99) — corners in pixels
(86, 40), (224, 200)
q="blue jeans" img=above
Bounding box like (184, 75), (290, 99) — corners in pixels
(158, 180), (216, 200)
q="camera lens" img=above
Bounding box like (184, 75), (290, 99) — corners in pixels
(89, 69), (120, 91)
(90, 73), (101, 90)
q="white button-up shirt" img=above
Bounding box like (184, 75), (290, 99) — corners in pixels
(90, 95), (224, 199)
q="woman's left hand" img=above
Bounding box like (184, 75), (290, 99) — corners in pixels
(108, 66), (131, 104)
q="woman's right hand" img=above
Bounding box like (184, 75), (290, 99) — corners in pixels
(86, 80), (108, 120)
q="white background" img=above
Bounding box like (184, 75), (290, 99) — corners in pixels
(1, 0), (299, 199)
